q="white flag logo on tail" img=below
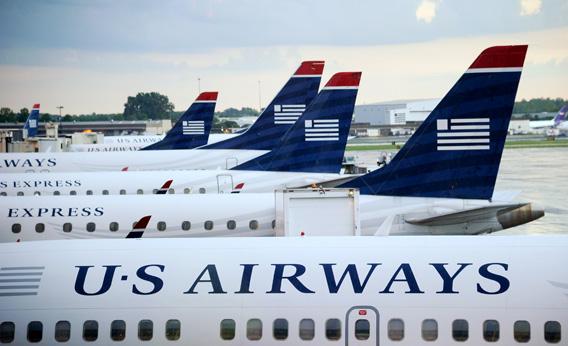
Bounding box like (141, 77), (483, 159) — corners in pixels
(182, 120), (205, 135)
(274, 104), (305, 124)
(305, 119), (339, 141)
(436, 118), (490, 151)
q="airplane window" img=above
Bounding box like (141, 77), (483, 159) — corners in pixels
(137, 189), (144, 195)
(199, 187), (206, 194)
(34, 191), (41, 196)
(63, 222), (72, 233)
(35, 223), (45, 233)
(452, 319), (469, 341)
(355, 319), (370, 340)
(422, 319), (438, 341)
(11, 223), (21, 234)
(70, 190), (77, 195)
(27, 321), (43, 342)
(181, 221), (191, 231)
(87, 222), (96, 232)
(153, 189), (158, 194)
(86, 190), (93, 195)
(271, 220), (276, 229)
(102, 190), (109, 195)
(514, 320), (530, 342)
(157, 221), (167, 231)
(220, 319), (235, 340)
(109, 222), (119, 232)
(326, 319), (341, 340)
(247, 319), (262, 340)
(544, 321), (561, 343)
(138, 320), (153, 341)
(17, 191), (24, 196)
(227, 220), (236, 230)
(273, 319), (288, 340)
(83, 320), (98, 341)
(483, 319), (499, 341)
(120, 189), (126, 195)
(55, 321), (71, 342)
(0, 192), (6, 196)
(299, 319), (315, 340)
(184, 188), (191, 194)
(388, 319), (404, 341)
(165, 319), (181, 341)
(204, 221), (214, 231)
(168, 188), (174, 194)
(110, 320), (126, 341)
(249, 220), (259, 230)
(53, 190), (60, 195)
(0, 322), (15, 343)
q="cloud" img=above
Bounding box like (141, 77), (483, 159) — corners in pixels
(520, 0), (542, 16)
(416, 0), (441, 23)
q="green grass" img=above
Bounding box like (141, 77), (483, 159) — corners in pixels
(346, 139), (568, 151)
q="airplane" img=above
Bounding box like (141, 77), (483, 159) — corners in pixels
(529, 104), (568, 136)
(22, 103), (40, 138)
(0, 71), (361, 196)
(0, 60), (325, 173)
(0, 45), (544, 240)
(68, 92), (236, 152)
(0, 235), (566, 345)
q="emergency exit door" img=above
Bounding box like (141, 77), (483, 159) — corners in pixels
(346, 306), (379, 345)
(216, 174), (233, 194)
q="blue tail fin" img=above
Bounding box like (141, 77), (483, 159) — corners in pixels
(553, 104), (568, 127)
(23, 103), (40, 138)
(200, 61), (325, 151)
(141, 92), (217, 150)
(342, 45), (528, 200)
(233, 72), (361, 173)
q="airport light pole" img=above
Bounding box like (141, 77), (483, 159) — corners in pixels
(198, 78), (201, 93)
(258, 80), (262, 111)
(57, 106), (64, 120)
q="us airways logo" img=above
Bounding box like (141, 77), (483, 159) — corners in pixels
(305, 119), (339, 141)
(28, 119), (37, 128)
(72, 262), (510, 297)
(0, 158), (56, 169)
(182, 121), (205, 135)
(0, 266), (44, 297)
(436, 118), (490, 151)
(274, 104), (305, 125)
(8, 207), (104, 218)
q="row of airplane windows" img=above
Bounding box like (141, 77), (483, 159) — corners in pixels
(10, 219), (273, 234)
(0, 318), (562, 343)
(2, 188), (204, 196)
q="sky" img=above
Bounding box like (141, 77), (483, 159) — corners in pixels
(0, 0), (567, 114)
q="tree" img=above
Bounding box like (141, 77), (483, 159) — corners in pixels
(0, 107), (16, 122)
(123, 92), (175, 120)
(18, 108), (30, 122)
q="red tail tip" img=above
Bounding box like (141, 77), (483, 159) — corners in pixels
(469, 45), (528, 69)
(133, 215), (152, 229)
(325, 72), (362, 88)
(32, 103), (40, 109)
(295, 60), (325, 76)
(196, 91), (218, 101)
(234, 182), (245, 190)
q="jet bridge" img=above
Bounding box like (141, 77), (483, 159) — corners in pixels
(274, 188), (360, 236)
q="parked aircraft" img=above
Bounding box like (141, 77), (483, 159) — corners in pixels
(0, 236), (566, 345)
(529, 104), (568, 130)
(0, 61), (324, 173)
(0, 71), (361, 196)
(22, 103), (40, 138)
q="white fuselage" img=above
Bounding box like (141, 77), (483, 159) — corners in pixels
(0, 170), (343, 196)
(69, 134), (236, 152)
(0, 148), (267, 173)
(0, 236), (566, 345)
(0, 193), (520, 242)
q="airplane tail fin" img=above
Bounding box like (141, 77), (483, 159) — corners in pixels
(141, 92), (218, 150)
(342, 45), (528, 200)
(553, 104), (568, 127)
(126, 215), (151, 239)
(155, 180), (173, 194)
(23, 103), (40, 138)
(233, 72), (361, 173)
(201, 61), (325, 151)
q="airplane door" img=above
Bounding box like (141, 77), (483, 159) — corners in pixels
(346, 306), (379, 346)
(216, 174), (233, 194)
(225, 157), (238, 169)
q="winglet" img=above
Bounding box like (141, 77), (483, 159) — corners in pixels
(467, 45), (528, 71)
(195, 91), (218, 102)
(156, 179), (173, 194)
(126, 215), (152, 238)
(294, 60), (325, 76)
(322, 72), (362, 89)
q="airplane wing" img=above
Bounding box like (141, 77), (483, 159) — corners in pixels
(292, 174), (363, 188)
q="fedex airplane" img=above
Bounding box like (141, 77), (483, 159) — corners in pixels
(22, 103), (40, 138)
(68, 92), (236, 152)
(0, 45), (545, 240)
(0, 72), (361, 196)
(529, 104), (568, 132)
(0, 236), (566, 345)
(0, 60), (325, 173)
